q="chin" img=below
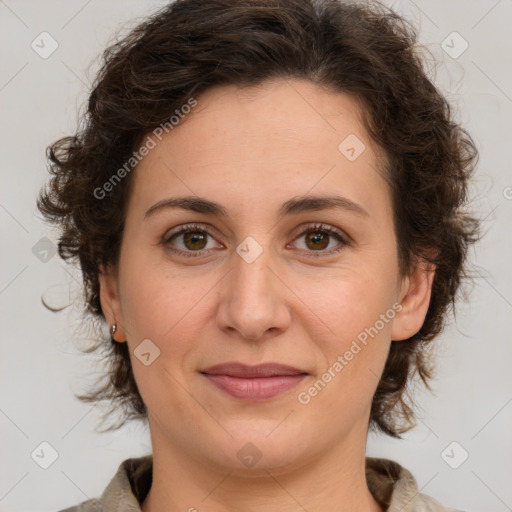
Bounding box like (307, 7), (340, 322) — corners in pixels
(200, 421), (317, 475)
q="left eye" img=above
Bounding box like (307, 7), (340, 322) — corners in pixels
(290, 224), (348, 255)
(163, 224), (221, 253)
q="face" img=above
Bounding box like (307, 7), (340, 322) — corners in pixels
(100, 78), (433, 475)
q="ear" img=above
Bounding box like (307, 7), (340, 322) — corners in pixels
(98, 264), (127, 342)
(391, 256), (435, 341)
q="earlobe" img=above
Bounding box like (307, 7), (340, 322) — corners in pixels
(391, 259), (435, 341)
(98, 264), (127, 342)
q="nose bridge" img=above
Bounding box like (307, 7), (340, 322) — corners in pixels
(216, 235), (290, 340)
(234, 244), (273, 299)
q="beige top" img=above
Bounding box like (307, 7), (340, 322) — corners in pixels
(59, 455), (463, 512)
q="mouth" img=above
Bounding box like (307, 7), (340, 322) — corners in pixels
(200, 362), (309, 401)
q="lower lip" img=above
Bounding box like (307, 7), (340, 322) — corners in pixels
(203, 374), (307, 401)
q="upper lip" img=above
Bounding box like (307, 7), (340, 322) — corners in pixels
(201, 362), (308, 378)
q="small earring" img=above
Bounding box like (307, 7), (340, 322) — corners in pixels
(110, 323), (117, 341)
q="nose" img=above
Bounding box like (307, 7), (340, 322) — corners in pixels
(215, 242), (291, 342)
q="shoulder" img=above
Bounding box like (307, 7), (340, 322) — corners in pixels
(365, 457), (465, 512)
(57, 455), (153, 512)
(58, 498), (102, 512)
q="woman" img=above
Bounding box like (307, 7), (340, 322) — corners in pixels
(38, 0), (479, 510)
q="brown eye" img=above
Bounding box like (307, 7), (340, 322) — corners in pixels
(304, 231), (330, 251)
(162, 223), (222, 256)
(291, 223), (348, 257)
(182, 231), (208, 250)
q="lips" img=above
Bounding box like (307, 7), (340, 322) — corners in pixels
(202, 362), (307, 378)
(201, 363), (308, 401)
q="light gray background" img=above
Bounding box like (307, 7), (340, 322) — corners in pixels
(1, 1), (511, 510)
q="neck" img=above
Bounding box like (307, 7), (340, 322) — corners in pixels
(141, 421), (383, 512)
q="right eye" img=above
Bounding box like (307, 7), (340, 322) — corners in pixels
(162, 223), (224, 257)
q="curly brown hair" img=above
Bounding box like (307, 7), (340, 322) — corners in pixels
(37, 0), (479, 437)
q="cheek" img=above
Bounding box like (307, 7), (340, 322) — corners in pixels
(300, 268), (397, 345)
(117, 257), (215, 416)
(301, 272), (396, 405)
(118, 251), (218, 354)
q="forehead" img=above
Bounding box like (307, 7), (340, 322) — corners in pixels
(128, 78), (391, 223)
(178, 79), (370, 158)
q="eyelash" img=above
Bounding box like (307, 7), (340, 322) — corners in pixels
(161, 223), (350, 259)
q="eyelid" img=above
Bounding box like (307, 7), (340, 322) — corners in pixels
(162, 222), (220, 240)
(287, 222), (350, 257)
(289, 222), (350, 245)
(161, 223), (224, 249)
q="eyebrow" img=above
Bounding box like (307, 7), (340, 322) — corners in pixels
(144, 194), (369, 219)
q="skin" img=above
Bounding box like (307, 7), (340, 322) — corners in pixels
(99, 78), (434, 512)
